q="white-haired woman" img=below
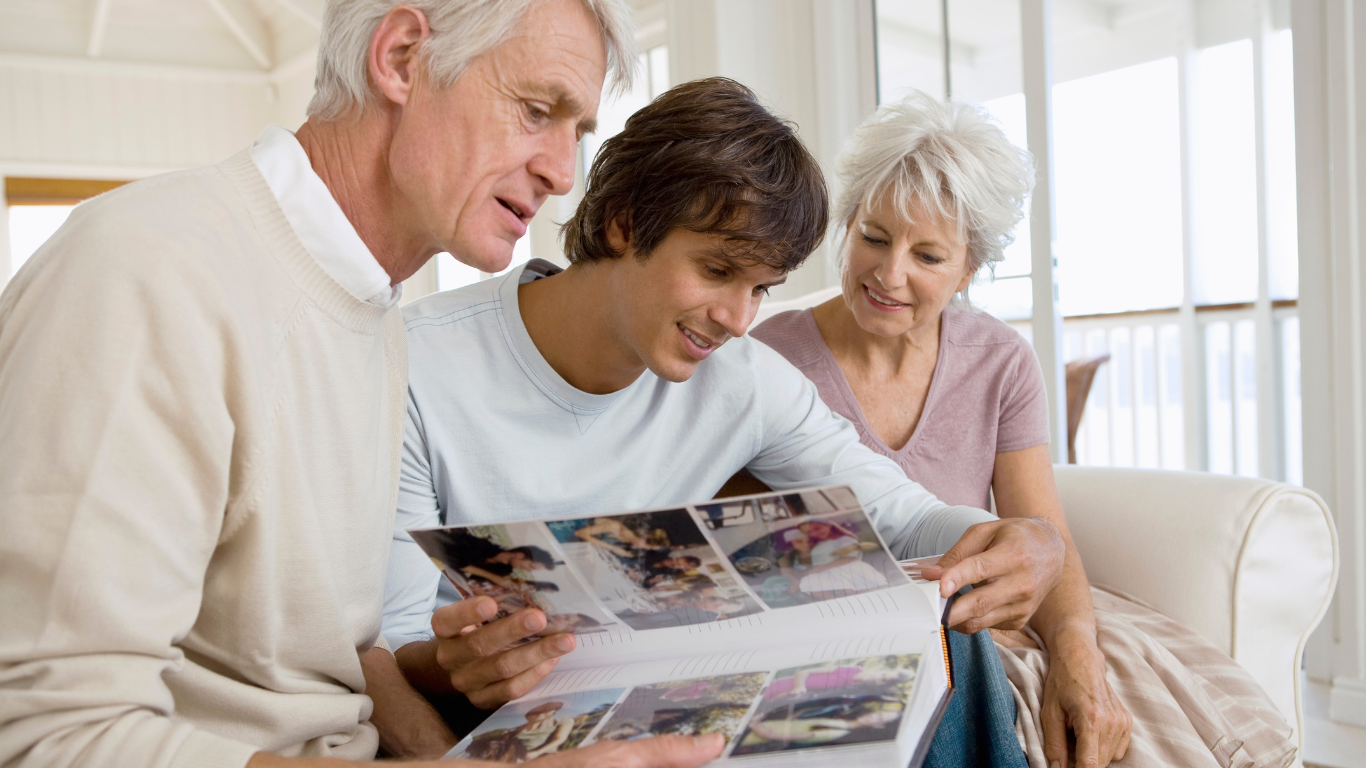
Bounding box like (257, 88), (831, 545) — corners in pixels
(750, 93), (1296, 768)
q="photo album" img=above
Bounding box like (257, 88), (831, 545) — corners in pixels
(409, 486), (955, 767)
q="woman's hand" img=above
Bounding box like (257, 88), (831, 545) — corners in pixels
(922, 517), (1065, 633)
(1041, 628), (1131, 768)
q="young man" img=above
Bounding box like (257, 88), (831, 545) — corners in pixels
(383, 78), (1064, 714)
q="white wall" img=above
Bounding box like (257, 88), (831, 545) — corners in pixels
(665, 0), (877, 301)
(1294, 0), (1366, 729)
(0, 52), (314, 277)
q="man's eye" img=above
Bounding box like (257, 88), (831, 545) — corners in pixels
(706, 265), (727, 278)
(525, 103), (550, 123)
(754, 285), (772, 297)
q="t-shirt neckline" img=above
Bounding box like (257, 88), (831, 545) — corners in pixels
(497, 259), (637, 414)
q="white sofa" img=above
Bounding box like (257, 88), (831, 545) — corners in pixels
(1053, 465), (1338, 760)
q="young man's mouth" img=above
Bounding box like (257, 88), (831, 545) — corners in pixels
(678, 323), (718, 360)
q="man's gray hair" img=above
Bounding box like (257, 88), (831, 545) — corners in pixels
(836, 91), (1034, 305)
(307, 0), (637, 121)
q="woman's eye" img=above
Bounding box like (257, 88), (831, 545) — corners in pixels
(861, 234), (887, 247)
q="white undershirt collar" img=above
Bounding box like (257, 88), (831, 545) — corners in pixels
(250, 124), (401, 308)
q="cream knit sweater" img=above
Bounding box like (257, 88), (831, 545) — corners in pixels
(0, 150), (407, 768)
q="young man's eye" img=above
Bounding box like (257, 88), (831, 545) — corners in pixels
(706, 265), (728, 278)
(753, 285), (772, 297)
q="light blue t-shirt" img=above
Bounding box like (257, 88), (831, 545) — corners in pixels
(382, 260), (993, 648)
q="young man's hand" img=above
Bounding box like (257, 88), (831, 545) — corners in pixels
(920, 518), (1065, 634)
(395, 596), (576, 709)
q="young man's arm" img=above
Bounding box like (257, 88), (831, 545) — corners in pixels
(384, 397), (576, 710)
(742, 342), (1064, 632)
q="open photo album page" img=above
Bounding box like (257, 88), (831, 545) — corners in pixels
(408, 486), (912, 636)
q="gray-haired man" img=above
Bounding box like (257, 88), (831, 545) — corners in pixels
(0, 1), (720, 767)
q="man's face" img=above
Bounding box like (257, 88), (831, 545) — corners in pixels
(389, 0), (606, 272)
(604, 228), (789, 384)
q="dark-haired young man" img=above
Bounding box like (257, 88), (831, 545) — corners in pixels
(383, 78), (1064, 717)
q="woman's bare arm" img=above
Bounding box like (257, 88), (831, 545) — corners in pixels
(992, 444), (1131, 768)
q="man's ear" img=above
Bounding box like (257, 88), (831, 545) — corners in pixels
(368, 6), (430, 108)
(606, 215), (632, 256)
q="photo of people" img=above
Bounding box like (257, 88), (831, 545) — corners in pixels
(591, 673), (770, 747)
(731, 654), (921, 756)
(453, 687), (626, 763)
(547, 509), (763, 631)
(409, 522), (617, 636)
(700, 490), (907, 609)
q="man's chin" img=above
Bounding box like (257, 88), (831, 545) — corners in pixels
(648, 357), (703, 384)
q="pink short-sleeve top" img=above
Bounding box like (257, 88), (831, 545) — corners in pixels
(750, 307), (1051, 510)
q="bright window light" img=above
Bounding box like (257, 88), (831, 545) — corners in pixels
(1265, 30), (1298, 300)
(9, 205), (76, 276)
(1190, 39), (1258, 305)
(1052, 58), (1184, 317)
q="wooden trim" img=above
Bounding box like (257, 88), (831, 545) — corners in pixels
(5, 177), (128, 205)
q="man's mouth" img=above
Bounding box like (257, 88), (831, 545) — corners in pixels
(497, 198), (528, 221)
(680, 324), (714, 349)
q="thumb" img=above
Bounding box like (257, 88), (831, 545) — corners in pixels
(431, 596), (498, 638)
(927, 522), (997, 597)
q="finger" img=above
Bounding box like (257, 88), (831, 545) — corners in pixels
(464, 654), (562, 710)
(530, 733), (725, 768)
(928, 523), (1000, 595)
(1074, 715), (1101, 768)
(1114, 720), (1131, 762)
(938, 549), (1019, 600)
(1041, 697), (1069, 768)
(454, 632), (576, 692)
(437, 608), (548, 667)
(945, 585), (1031, 633)
(430, 596), (498, 638)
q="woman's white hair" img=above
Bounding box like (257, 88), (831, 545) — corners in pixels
(307, 0), (637, 121)
(835, 91), (1035, 306)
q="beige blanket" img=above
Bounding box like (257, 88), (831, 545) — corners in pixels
(994, 587), (1297, 768)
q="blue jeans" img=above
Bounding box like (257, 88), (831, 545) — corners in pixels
(923, 629), (1028, 768)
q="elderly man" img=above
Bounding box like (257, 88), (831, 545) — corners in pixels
(0, 1), (720, 767)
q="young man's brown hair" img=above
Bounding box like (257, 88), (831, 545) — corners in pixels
(561, 77), (829, 272)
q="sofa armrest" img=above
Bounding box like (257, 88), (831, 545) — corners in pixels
(1051, 465), (1337, 741)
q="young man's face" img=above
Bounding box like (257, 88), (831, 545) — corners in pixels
(604, 227), (788, 384)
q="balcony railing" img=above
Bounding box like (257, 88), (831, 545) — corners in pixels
(1011, 301), (1301, 483)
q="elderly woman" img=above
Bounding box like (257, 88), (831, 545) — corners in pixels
(750, 93), (1296, 768)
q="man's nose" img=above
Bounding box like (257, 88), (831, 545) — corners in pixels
(712, 289), (755, 339)
(528, 126), (578, 196)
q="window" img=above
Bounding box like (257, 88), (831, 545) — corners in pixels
(874, 1), (1302, 481)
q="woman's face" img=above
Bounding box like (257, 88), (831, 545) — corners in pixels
(840, 193), (974, 338)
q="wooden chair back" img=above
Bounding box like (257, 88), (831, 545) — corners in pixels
(1064, 353), (1111, 464)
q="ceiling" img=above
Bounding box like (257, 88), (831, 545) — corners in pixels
(0, 0), (322, 72)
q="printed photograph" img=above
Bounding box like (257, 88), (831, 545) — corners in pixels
(591, 673), (770, 746)
(547, 509), (763, 631)
(899, 555), (942, 585)
(453, 687), (626, 763)
(410, 522), (617, 636)
(731, 654), (921, 756)
(698, 494), (906, 609)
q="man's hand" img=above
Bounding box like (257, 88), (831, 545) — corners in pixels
(920, 517), (1064, 634)
(431, 596), (577, 709)
(1041, 629), (1131, 768)
(529, 734), (725, 768)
